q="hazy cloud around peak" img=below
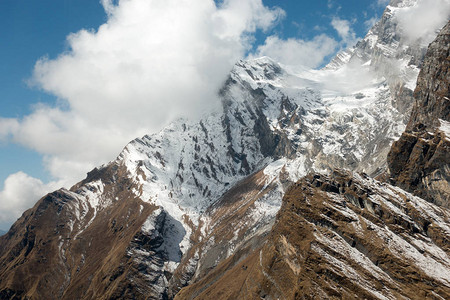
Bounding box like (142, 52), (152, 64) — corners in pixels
(250, 35), (338, 68)
(394, 0), (450, 45)
(19, 0), (284, 179)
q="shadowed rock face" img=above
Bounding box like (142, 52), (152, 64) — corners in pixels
(388, 128), (450, 207)
(388, 21), (450, 207)
(406, 21), (450, 131)
(0, 163), (165, 300)
(175, 171), (450, 300)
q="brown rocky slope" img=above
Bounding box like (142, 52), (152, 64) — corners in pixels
(176, 170), (450, 300)
(0, 163), (168, 299)
(175, 22), (450, 299)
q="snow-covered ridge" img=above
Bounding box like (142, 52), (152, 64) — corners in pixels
(327, 0), (423, 93)
(178, 168), (450, 299)
(59, 0), (439, 286)
(306, 170), (450, 297)
(117, 0), (435, 229)
(117, 53), (411, 255)
(335, 171), (450, 286)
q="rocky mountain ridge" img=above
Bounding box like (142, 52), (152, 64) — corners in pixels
(0, 0), (449, 299)
(176, 20), (450, 298)
(387, 21), (450, 208)
(176, 170), (450, 299)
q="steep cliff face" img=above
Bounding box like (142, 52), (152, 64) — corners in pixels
(176, 171), (450, 300)
(407, 21), (450, 130)
(387, 128), (450, 207)
(387, 21), (450, 207)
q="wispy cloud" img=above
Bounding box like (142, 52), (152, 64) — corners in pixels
(327, 0), (334, 9)
(331, 17), (358, 47)
(249, 12), (363, 68)
(377, 0), (390, 7)
(250, 35), (337, 68)
(395, 0), (450, 45)
(364, 16), (379, 30)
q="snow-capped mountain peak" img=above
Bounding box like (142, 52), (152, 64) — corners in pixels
(1, 0), (449, 298)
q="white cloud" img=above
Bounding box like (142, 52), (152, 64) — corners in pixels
(250, 35), (338, 68)
(331, 17), (358, 47)
(319, 60), (376, 94)
(100, 0), (116, 15)
(0, 172), (60, 225)
(327, 0), (334, 9)
(0, 0), (284, 227)
(378, 0), (390, 6)
(214, 0), (285, 39)
(0, 118), (19, 143)
(327, 0), (342, 11)
(395, 0), (450, 45)
(364, 16), (379, 30)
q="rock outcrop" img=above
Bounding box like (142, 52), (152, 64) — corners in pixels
(387, 21), (450, 207)
(406, 21), (450, 130)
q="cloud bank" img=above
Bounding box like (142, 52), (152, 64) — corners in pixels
(252, 15), (361, 68)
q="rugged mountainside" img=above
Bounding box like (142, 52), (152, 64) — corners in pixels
(387, 21), (450, 207)
(326, 0), (424, 115)
(176, 171), (450, 300)
(406, 21), (450, 130)
(176, 22), (450, 298)
(0, 164), (163, 299)
(0, 0), (449, 299)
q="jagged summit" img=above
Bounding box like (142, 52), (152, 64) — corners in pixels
(326, 0), (431, 116)
(327, 0), (423, 70)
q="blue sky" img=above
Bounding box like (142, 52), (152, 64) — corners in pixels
(253, 1), (385, 46)
(0, 0), (388, 230)
(0, 0), (106, 184)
